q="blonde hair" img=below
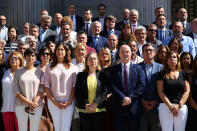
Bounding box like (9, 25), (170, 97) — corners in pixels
(84, 52), (101, 72)
(99, 47), (111, 68)
(6, 51), (24, 68)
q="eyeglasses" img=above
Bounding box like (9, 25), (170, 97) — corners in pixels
(41, 52), (50, 56)
(144, 49), (155, 52)
(10, 56), (19, 61)
(148, 29), (157, 32)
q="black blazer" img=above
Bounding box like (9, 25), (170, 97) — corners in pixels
(93, 16), (107, 31)
(75, 71), (107, 109)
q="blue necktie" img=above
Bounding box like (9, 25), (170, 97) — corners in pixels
(93, 37), (98, 48)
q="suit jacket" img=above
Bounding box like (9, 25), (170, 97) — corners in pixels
(39, 28), (57, 43)
(87, 35), (108, 53)
(115, 21), (125, 31)
(78, 21), (92, 36)
(138, 62), (163, 112)
(75, 15), (84, 32)
(75, 71), (107, 109)
(156, 28), (173, 42)
(93, 16), (107, 31)
(183, 22), (192, 35)
(110, 63), (146, 115)
(100, 29), (121, 38)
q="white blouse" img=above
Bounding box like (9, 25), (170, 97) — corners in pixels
(1, 69), (15, 112)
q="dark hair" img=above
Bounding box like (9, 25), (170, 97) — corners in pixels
(77, 30), (87, 36)
(156, 14), (166, 22)
(97, 4), (107, 10)
(83, 9), (93, 15)
(142, 43), (156, 52)
(161, 51), (181, 79)
(154, 46), (170, 64)
(192, 55), (197, 77)
(0, 48), (5, 65)
(180, 52), (193, 70)
(155, 6), (164, 13)
(8, 26), (18, 42)
(51, 42), (71, 69)
(40, 9), (48, 13)
(24, 48), (36, 57)
(61, 22), (71, 28)
(168, 37), (183, 54)
(38, 46), (51, 60)
(106, 15), (117, 22)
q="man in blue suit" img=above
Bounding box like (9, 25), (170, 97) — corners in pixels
(110, 45), (146, 131)
(138, 43), (163, 131)
(86, 21), (107, 53)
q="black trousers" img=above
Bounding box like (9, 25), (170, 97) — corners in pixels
(79, 112), (105, 131)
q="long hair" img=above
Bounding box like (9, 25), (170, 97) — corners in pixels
(180, 52), (193, 71)
(168, 37), (183, 54)
(119, 23), (136, 47)
(161, 51), (181, 79)
(84, 52), (101, 72)
(51, 42), (71, 69)
(154, 46), (170, 64)
(7, 26), (18, 42)
(99, 47), (111, 68)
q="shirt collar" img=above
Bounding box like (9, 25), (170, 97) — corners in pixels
(121, 62), (130, 69)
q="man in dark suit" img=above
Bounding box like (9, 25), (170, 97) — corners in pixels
(129, 9), (140, 33)
(100, 15), (120, 38)
(110, 45), (146, 131)
(156, 14), (173, 42)
(67, 3), (83, 32)
(39, 15), (57, 44)
(116, 8), (130, 31)
(93, 4), (107, 31)
(187, 18), (197, 55)
(50, 13), (63, 41)
(107, 34), (119, 65)
(139, 43), (163, 131)
(177, 8), (192, 35)
(86, 21), (107, 53)
(79, 9), (93, 37)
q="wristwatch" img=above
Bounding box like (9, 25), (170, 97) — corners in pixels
(178, 102), (183, 109)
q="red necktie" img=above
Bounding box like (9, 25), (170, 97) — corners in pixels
(123, 64), (129, 96)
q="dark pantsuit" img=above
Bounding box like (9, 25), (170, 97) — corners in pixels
(79, 112), (105, 131)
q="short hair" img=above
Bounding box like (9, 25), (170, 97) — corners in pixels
(0, 14), (6, 19)
(62, 16), (73, 30)
(142, 43), (156, 52)
(106, 15), (117, 22)
(90, 21), (101, 31)
(130, 9), (139, 15)
(74, 43), (87, 53)
(23, 22), (30, 27)
(24, 48), (36, 57)
(41, 15), (52, 22)
(68, 3), (75, 8)
(18, 41), (29, 48)
(147, 24), (157, 30)
(97, 4), (107, 10)
(156, 14), (166, 22)
(6, 51), (24, 68)
(30, 25), (39, 31)
(155, 6), (164, 13)
(40, 9), (48, 13)
(25, 35), (35, 43)
(77, 30), (87, 36)
(61, 22), (71, 29)
(83, 9), (93, 15)
(135, 25), (146, 34)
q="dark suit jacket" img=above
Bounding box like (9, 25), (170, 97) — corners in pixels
(183, 22), (192, 35)
(87, 35), (108, 53)
(110, 63), (146, 115)
(187, 32), (194, 40)
(115, 21), (125, 31)
(100, 29), (121, 38)
(75, 15), (84, 32)
(93, 16), (107, 31)
(156, 28), (173, 42)
(78, 21), (92, 36)
(75, 71), (107, 109)
(138, 62), (163, 112)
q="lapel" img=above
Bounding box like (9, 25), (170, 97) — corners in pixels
(150, 62), (157, 83)
(44, 29), (49, 40)
(117, 64), (122, 84)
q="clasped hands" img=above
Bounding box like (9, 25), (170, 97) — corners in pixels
(168, 104), (180, 117)
(53, 101), (72, 109)
(122, 97), (131, 106)
(142, 100), (158, 110)
(85, 103), (98, 113)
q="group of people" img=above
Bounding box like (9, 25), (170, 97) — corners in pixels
(0, 2), (197, 131)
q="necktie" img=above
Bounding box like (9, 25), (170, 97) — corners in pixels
(133, 25), (136, 33)
(71, 16), (74, 21)
(93, 37), (98, 48)
(85, 23), (90, 35)
(40, 29), (46, 42)
(110, 50), (114, 61)
(123, 64), (129, 96)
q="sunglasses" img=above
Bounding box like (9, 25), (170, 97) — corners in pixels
(148, 29), (157, 32)
(41, 52), (50, 56)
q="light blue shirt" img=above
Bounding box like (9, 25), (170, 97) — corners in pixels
(0, 26), (7, 41)
(40, 27), (47, 42)
(163, 35), (196, 57)
(145, 63), (153, 82)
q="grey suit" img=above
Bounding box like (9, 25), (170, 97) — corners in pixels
(183, 22), (192, 35)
